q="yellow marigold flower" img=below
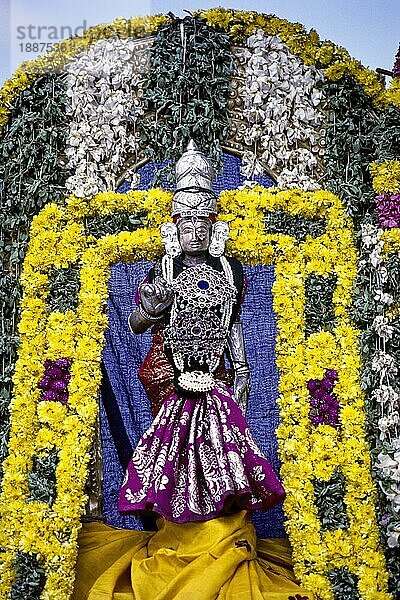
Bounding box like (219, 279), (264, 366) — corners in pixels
(370, 160), (400, 194)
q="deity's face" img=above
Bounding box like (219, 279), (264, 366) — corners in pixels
(177, 216), (211, 255)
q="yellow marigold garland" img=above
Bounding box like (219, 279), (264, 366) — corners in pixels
(199, 8), (387, 108)
(370, 160), (400, 195)
(386, 77), (400, 106)
(0, 186), (391, 599)
(382, 228), (400, 257)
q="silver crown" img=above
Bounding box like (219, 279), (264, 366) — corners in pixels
(172, 140), (217, 218)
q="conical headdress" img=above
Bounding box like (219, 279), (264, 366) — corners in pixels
(172, 140), (217, 218)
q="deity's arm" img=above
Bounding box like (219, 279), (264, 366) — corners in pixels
(128, 308), (157, 334)
(227, 320), (250, 414)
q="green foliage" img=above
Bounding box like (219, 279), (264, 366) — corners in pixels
(384, 548), (400, 596)
(0, 73), (70, 485)
(28, 449), (59, 506)
(304, 273), (336, 336)
(11, 552), (45, 600)
(139, 15), (233, 182)
(369, 104), (400, 161)
(313, 470), (349, 531)
(84, 212), (146, 238)
(384, 253), (400, 302)
(325, 78), (378, 221)
(263, 210), (326, 241)
(327, 567), (360, 600)
(0, 389), (10, 481)
(47, 265), (80, 313)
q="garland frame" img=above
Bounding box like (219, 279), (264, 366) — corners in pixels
(0, 186), (391, 599)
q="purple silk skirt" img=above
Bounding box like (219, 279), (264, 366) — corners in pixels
(118, 380), (285, 523)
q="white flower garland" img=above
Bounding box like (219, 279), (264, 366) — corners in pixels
(65, 37), (146, 197)
(237, 30), (326, 190)
(361, 223), (400, 548)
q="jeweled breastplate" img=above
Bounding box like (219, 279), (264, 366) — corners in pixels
(162, 257), (236, 392)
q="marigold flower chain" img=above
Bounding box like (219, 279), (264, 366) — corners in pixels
(0, 187), (390, 599)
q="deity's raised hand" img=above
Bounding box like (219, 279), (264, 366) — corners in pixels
(139, 276), (174, 317)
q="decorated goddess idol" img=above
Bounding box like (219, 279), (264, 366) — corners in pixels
(118, 140), (286, 522)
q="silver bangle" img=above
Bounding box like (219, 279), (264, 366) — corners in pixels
(139, 305), (162, 322)
(233, 362), (250, 374)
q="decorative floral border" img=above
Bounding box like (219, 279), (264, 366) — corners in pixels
(0, 186), (390, 599)
(1, 8), (398, 597)
(219, 187), (390, 598)
(1, 8), (398, 133)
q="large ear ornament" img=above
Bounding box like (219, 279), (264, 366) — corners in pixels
(160, 222), (181, 258)
(209, 221), (230, 258)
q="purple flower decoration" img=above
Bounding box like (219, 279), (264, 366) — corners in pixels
(38, 376), (52, 390)
(59, 392), (69, 405)
(306, 379), (319, 393)
(325, 369), (338, 382)
(39, 358), (71, 405)
(46, 366), (64, 379)
(375, 193), (400, 228)
(323, 394), (335, 406)
(42, 390), (58, 402)
(51, 379), (67, 392)
(55, 357), (70, 369)
(314, 388), (325, 400)
(308, 369), (340, 428)
(320, 379), (334, 393)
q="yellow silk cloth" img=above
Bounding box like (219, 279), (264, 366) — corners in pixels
(73, 511), (313, 600)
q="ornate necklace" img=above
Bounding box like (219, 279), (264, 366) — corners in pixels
(162, 255), (235, 392)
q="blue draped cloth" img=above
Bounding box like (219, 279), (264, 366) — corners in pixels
(117, 152), (275, 194)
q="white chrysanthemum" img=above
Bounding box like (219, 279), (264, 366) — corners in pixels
(374, 290), (394, 305)
(361, 223), (383, 248)
(65, 36), (146, 197)
(373, 315), (394, 340)
(371, 351), (398, 377)
(372, 385), (399, 407)
(238, 30), (326, 190)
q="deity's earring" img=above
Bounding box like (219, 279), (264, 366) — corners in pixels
(209, 221), (229, 258)
(160, 222), (181, 258)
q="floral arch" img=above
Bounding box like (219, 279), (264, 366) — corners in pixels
(0, 8), (400, 600)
